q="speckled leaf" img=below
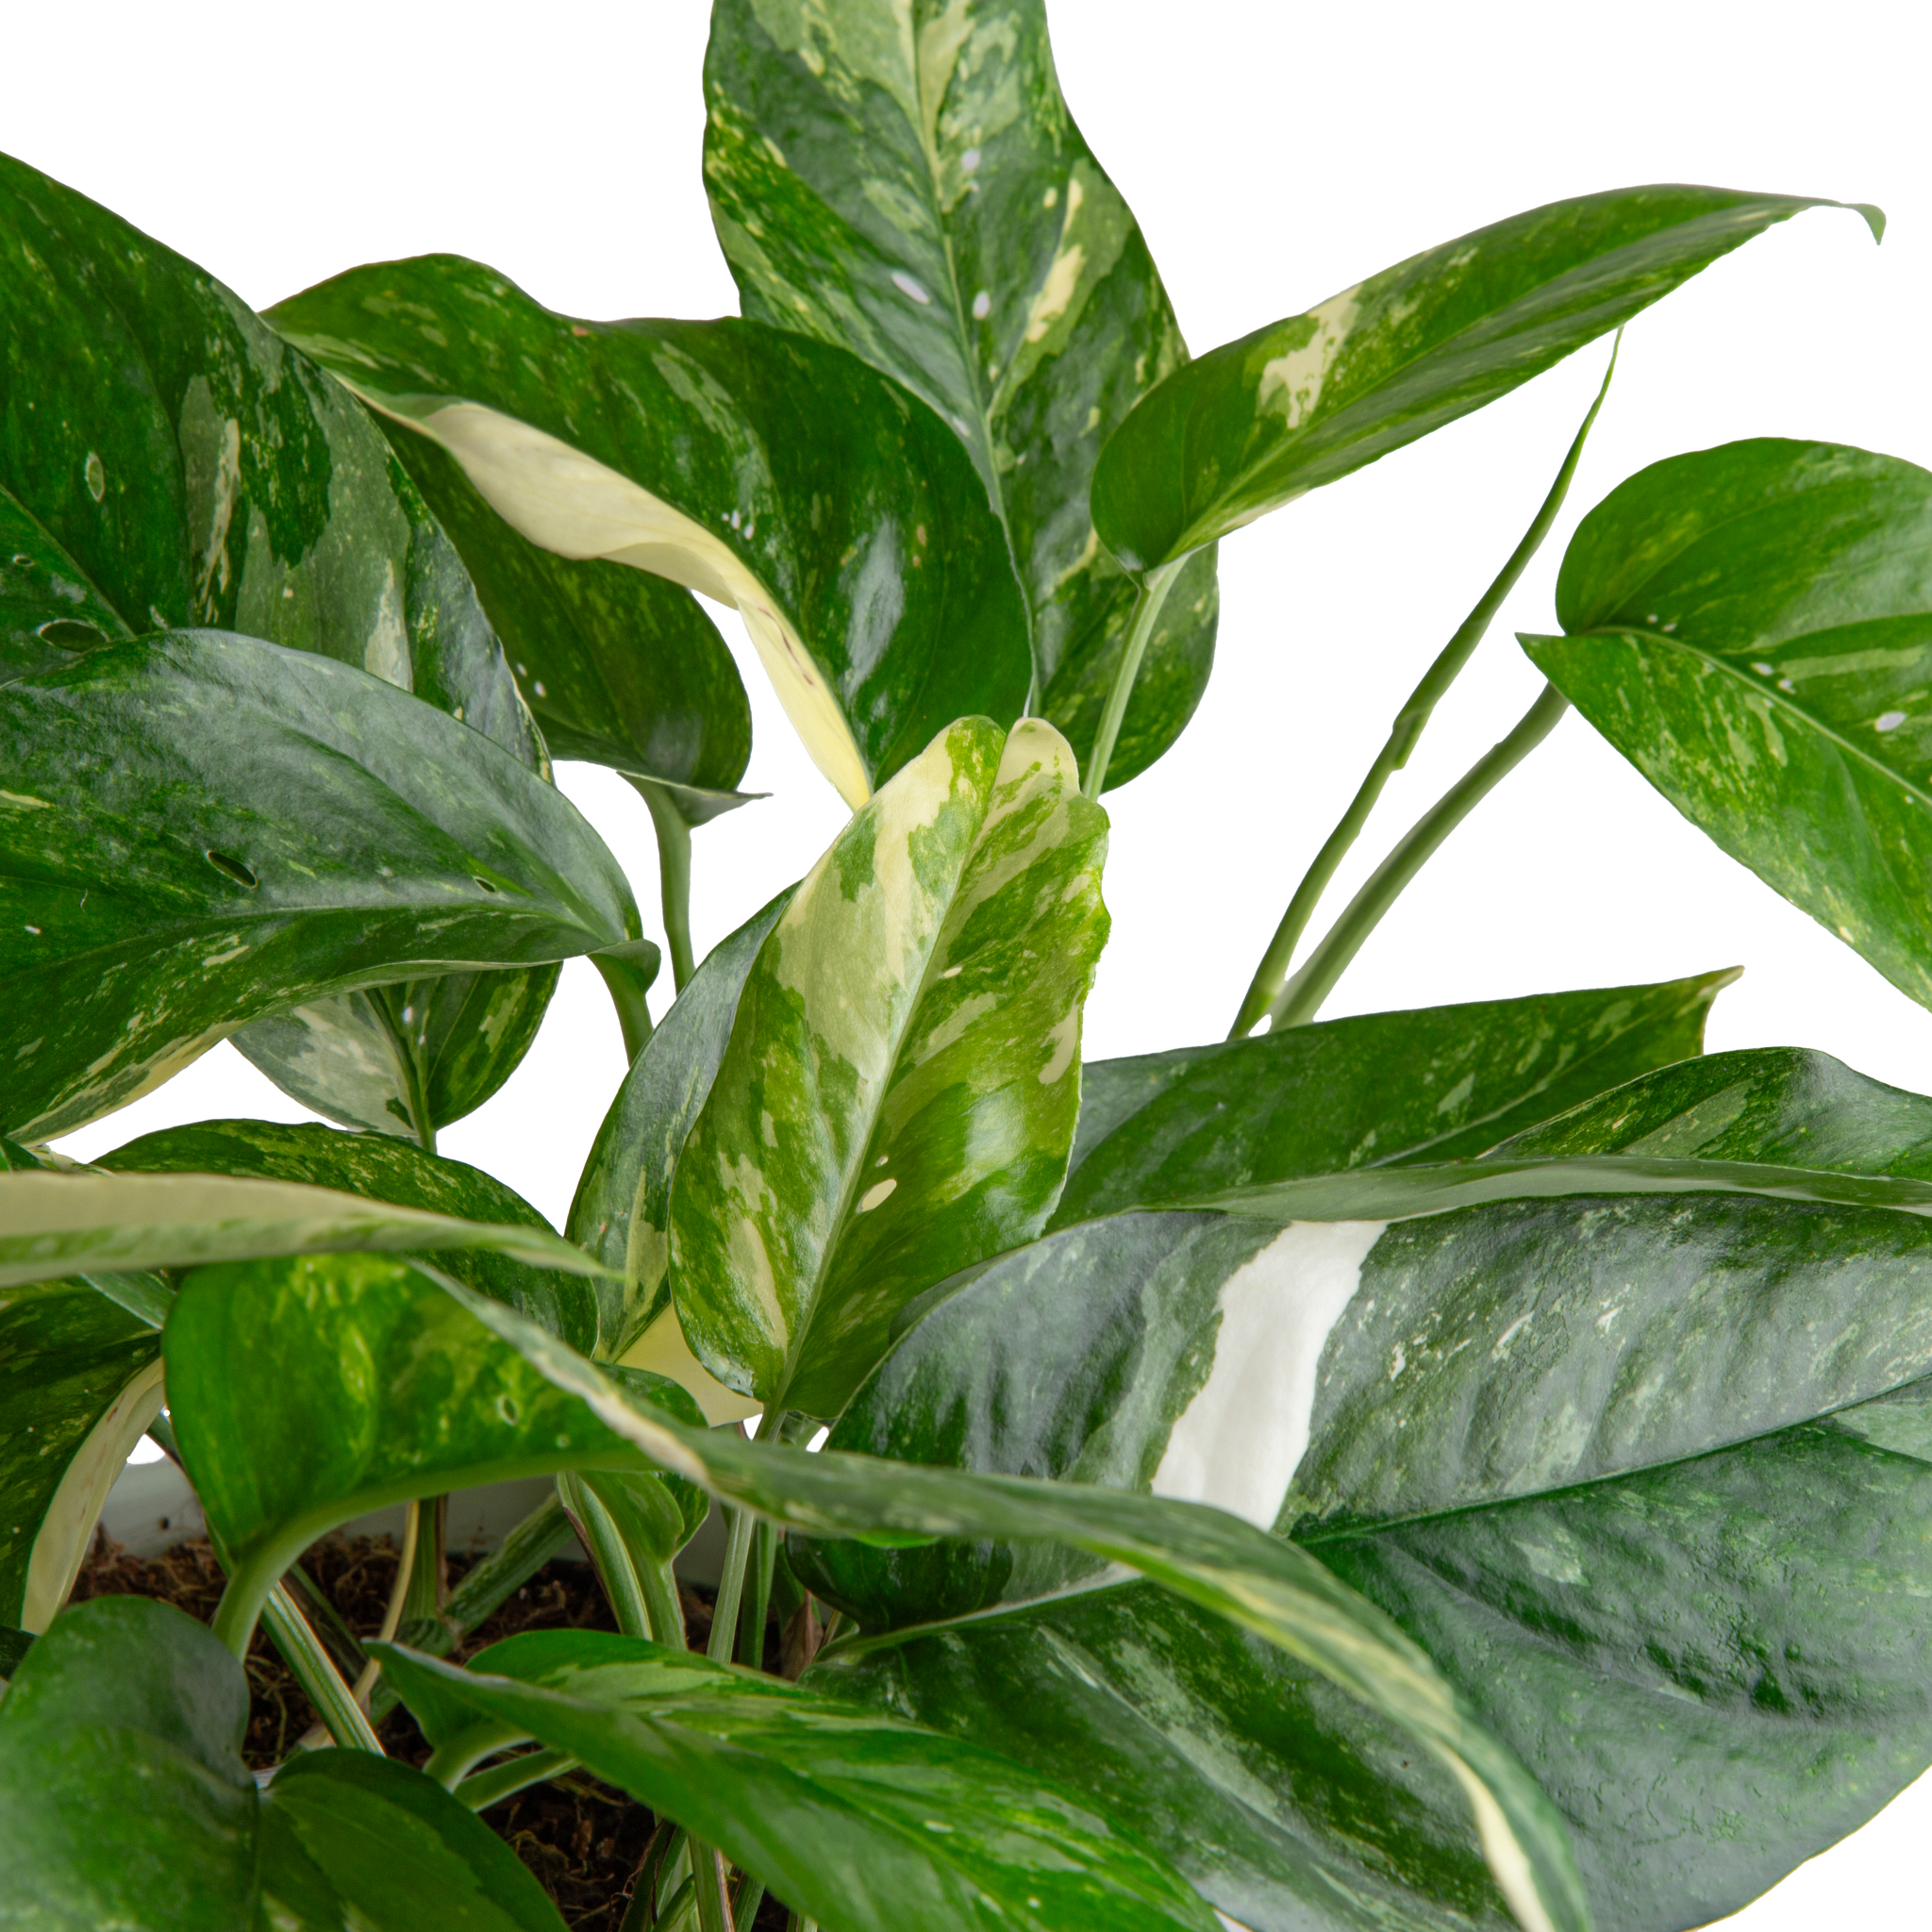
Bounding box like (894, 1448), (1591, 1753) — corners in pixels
(703, 0), (1219, 787)
(1524, 438), (1932, 1012)
(105, 1117), (601, 1357)
(439, 1290), (1586, 1932)
(0, 629), (638, 1140)
(379, 1628), (1215, 1932)
(269, 258), (1030, 808)
(163, 1253), (701, 1642)
(0, 153), (567, 1141)
(0, 1287), (160, 1630)
(798, 1081), (1932, 1928)
(569, 891), (791, 1391)
(1092, 190), (1879, 574)
(1057, 969), (1732, 1226)
(670, 717), (1109, 1417)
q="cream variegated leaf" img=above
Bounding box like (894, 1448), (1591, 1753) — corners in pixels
(668, 715), (1108, 1416)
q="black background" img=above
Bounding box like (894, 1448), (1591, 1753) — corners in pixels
(8, 11), (1924, 1916)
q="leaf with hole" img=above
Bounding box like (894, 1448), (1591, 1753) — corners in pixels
(269, 257), (1030, 808)
(1091, 188), (1878, 573)
(703, 0), (1219, 788)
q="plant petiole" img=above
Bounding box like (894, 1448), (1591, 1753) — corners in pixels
(708, 1506), (758, 1666)
(558, 1473), (654, 1640)
(260, 1582), (383, 1755)
(1231, 335), (1619, 1036)
(453, 1746), (579, 1811)
(1082, 558), (1184, 801)
(638, 778), (698, 992)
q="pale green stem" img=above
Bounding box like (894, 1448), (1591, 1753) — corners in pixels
(1082, 558), (1184, 801)
(1231, 335), (1620, 1038)
(455, 1747), (578, 1810)
(641, 1552), (687, 1652)
(739, 1520), (776, 1670)
(733, 1876), (766, 1927)
(1266, 683), (1570, 1030)
(637, 779), (697, 993)
(708, 1507), (758, 1666)
(261, 1583), (383, 1754)
(621, 1822), (686, 1932)
(558, 1474), (653, 1640)
(693, 1841), (736, 1932)
(594, 948), (658, 1065)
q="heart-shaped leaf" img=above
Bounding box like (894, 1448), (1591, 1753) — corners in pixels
(269, 260), (1031, 808)
(1058, 968), (1732, 1226)
(107, 1117), (602, 1357)
(0, 1595), (567, 1930)
(1523, 438), (1932, 1012)
(1092, 189), (1878, 573)
(670, 717), (1108, 1416)
(0, 629), (638, 1139)
(379, 1628), (1216, 1932)
(702, 0), (1219, 788)
(799, 1112), (1932, 1928)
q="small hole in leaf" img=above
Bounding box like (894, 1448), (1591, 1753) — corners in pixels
(36, 619), (104, 650)
(474, 875), (498, 893)
(496, 1393), (521, 1424)
(206, 849), (258, 889)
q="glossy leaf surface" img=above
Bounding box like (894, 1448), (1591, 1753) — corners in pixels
(1524, 439), (1932, 1010)
(671, 718), (1109, 1416)
(164, 1254), (700, 1638)
(437, 1282), (1587, 1932)
(801, 1089), (1932, 1927)
(1093, 189), (1877, 572)
(1058, 969), (1731, 1225)
(107, 1117), (600, 1356)
(0, 1167), (604, 1290)
(0, 1286), (159, 1628)
(571, 893), (791, 1348)
(270, 259), (1030, 808)
(0, 630), (637, 1139)
(703, 0), (1219, 786)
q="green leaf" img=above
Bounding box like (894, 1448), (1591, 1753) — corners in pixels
(1523, 438), (1932, 1012)
(0, 1595), (567, 1931)
(1092, 190), (1879, 573)
(702, 0), (1219, 787)
(0, 1624), (30, 1677)
(0, 1166), (607, 1290)
(428, 1278), (1590, 1932)
(268, 259), (1030, 808)
(1057, 969), (1733, 1226)
(0, 153), (568, 1141)
(105, 1117), (602, 1357)
(796, 1092), (1932, 1927)
(670, 717), (1109, 1416)
(163, 1253), (701, 1645)
(0, 1597), (258, 1927)
(0, 628), (639, 1139)
(0, 1286), (160, 1629)
(258, 1749), (568, 1931)
(568, 890), (791, 1389)
(379, 1628), (1216, 1932)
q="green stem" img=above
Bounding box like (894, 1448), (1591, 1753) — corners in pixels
(1266, 683), (1570, 1030)
(708, 1507), (758, 1665)
(558, 1474), (653, 1640)
(1082, 558), (1184, 801)
(593, 946), (658, 1065)
(454, 1746), (579, 1810)
(641, 1553), (687, 1652)
(693, 1841), (736, 1932)
(738, 1520), (776, 1672)
(638, 779), (697, 993)
(621, 1821), (686, 1932)
(732, 1876), (766, 1927)
(1230, 337), (1620, 1038)
(283, 1563), (366, 1683)
(261, 1583), (383, 1754)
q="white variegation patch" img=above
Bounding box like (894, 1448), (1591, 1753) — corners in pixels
(1256, 285), (1361, 433)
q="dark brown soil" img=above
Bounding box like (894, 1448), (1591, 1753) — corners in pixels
(75, 1531), (790, 1930)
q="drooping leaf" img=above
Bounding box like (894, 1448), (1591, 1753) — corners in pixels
(1058, 969), (1732, 1226)
(798, 1105), (1932, 1928)
(269, 259), (1030, 808)
(0, 1595), (568, 1932)
(1523, 438), (1932, 1011)
(0, 629), (639, 1139)
(0, 151), (566, 1141)
(0, 1287), (160, 1629)
(703, 0), (1219, 786)
(106, 1117), (601, 1357)
(163, 1253), (703, 1641)
(671, 718), (1108, 1416)
(0, 1167), (607, 1290)
(568, 890), (791, 1391)
(379, 1628), (1217, 1932)
(427, 1276), (1591, 1932)
(1092, 190), (1879, 574)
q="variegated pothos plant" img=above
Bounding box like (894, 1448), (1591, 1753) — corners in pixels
(0, 5), (1925, 1931)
